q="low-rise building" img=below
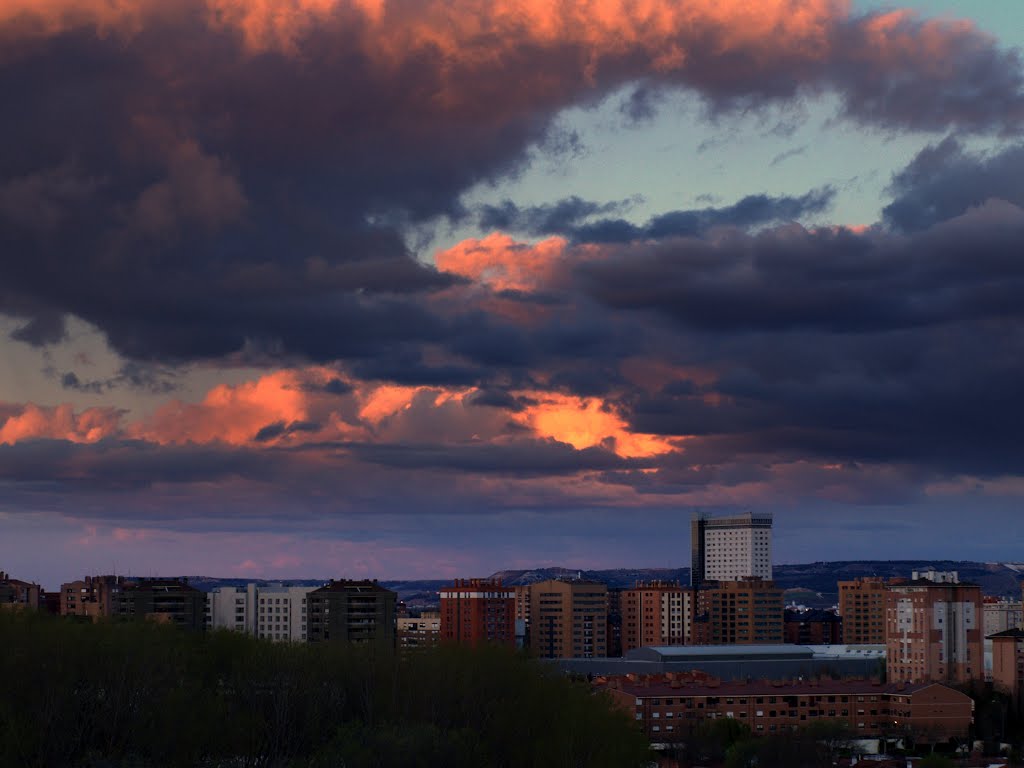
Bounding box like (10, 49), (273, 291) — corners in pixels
(604, 675), (973, 746)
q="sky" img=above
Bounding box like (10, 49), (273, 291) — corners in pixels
(3, 0), (1024, 587)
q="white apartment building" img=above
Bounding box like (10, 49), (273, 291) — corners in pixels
(206, 583), (316, 642)
(691, 512), (772, 588)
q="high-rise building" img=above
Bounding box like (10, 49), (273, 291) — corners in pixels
(690, 512), (772, 590)
(307, 580), (397, 646)
(621, 581), (695, 653)
(886, 572), (983, 685)
(439, 578), (515, 648)
(528, 579), (608, 659)
(695, 578), (784, 645)
(838, 577), (897, 644)
(112, 578), (206, 631)
(60, 575), (125, 619)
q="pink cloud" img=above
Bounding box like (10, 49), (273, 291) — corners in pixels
(0, 402), (122, 445)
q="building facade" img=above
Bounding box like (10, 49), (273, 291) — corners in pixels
(695, 578), (784, 645)
(205, 583), (315, 642)
(621, 581), (694, 654)
(528, 579), (608, 659)
(307, 580), (397, 646)
(60, 575), (124, 619)
(886, 575), (983, 685)
(990, 628), (1024, 706)
(398, 613), (441, 653)
(691, 513), (772, 590)
(783, 608), (842, 645)
(838, 577), (895, 645)
(0, 571), (42, 610)
(439, 578), (515, 648)
(112, 579), (206, 631)
(606, 676), (974, 745)
(983, 597), (1023, 638)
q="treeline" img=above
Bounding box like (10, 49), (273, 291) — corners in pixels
(0, 612), (649, 768)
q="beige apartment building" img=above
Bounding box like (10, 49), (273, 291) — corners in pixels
(695, 578), (784, 645)
(528, 579), (607, 659)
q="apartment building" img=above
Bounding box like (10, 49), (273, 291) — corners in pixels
(695, 578), (784, 645)
(60, 575), (124, 619)
(990, 628), (1024, 704)
(112, 578), (206, 631)
(838, 577), (895, 645)
(621, 581), (694, 654)
(528, 579), (608, 659)
(439, 578), (515, 648)
(783, 608), (842, 645)
(307, 580), (397, 646)
(606, 675), (973, 745)
(398, 612), (441, 653)
(886, 573), (983, 685)
(0, 571), (42, 610)
(691, 512), (772, 590)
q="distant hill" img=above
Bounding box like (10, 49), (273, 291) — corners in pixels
(180, 561), (1024, 608)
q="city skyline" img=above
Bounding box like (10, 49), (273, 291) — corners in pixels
(3, 0), (1024, 584)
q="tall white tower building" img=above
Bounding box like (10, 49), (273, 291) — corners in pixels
(690, 512), (773, 589)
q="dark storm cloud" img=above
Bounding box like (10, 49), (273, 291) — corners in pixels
(884, 138), (1024, 232)
(348, 439), (648, 476)
(1, 1), (1023, 370)
(58, 362), (179, 394)
(476, 188), (834, 243)
(477, 196), (638, 235)
(575, 199), (1024, 475)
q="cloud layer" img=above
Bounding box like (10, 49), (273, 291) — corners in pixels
(2, 0), (1024, 575)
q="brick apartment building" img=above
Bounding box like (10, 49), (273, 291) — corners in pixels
(60, 575), (125, 619)
(886, 573), (983, 685)
(439, 578), (515, 648)
(307, 580), (397, 646)
(113, 579), (206, 631)
(990, 627), (1024, 706)
(694, 578), (783, 645)
(783, 608), (842, 645)
(529, 579), (608, 659)
(605, 675), (974, 745)
(621, 581), (695, 654)
(839, 577), (895, 644)
(606, 586), (624, 658)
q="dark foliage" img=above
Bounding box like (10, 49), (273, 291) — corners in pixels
(0, 612), (650, 768)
